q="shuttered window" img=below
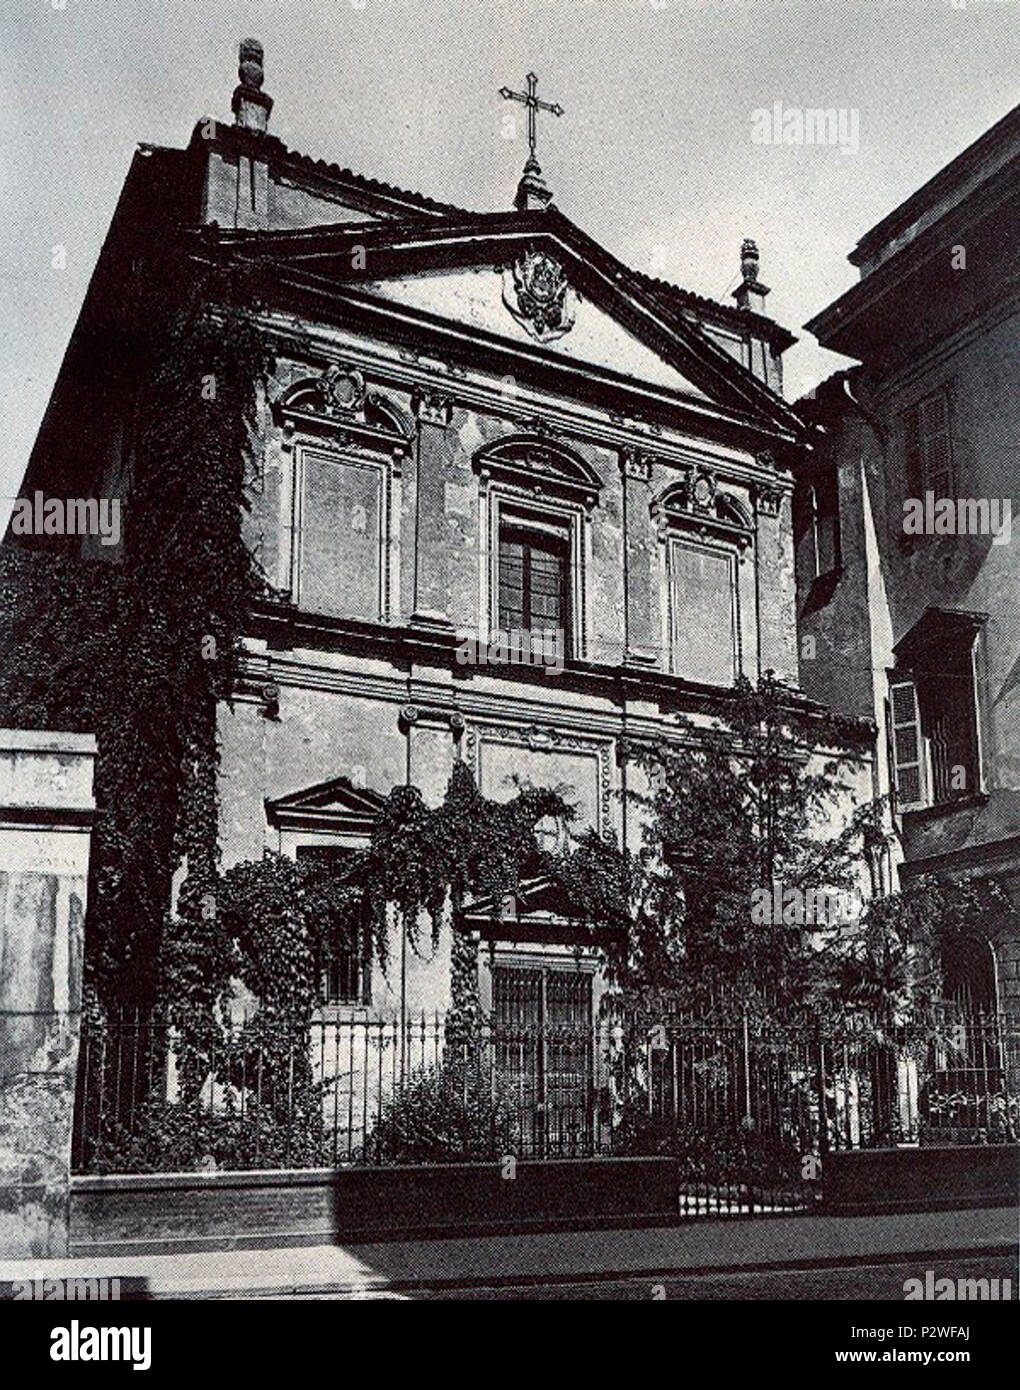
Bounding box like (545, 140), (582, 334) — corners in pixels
(889, 618), (984, 814)
(904, 390), (953, 499)
(889, 676), (926, 810)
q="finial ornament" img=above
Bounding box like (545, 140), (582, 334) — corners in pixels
(741, 238), (760, 283)
(232, 38), (273, 132)
(733, 237), (769, 309)
(238, 38), (265, 90)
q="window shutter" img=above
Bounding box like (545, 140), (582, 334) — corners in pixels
(969, 637), (985, 796)
(889, 675), (927, 810)
(920, 391), (953, 498)
(904, 405), (923, 498)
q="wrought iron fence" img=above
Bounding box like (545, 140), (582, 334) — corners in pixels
(72, 1005), (1020, 1212)
(919, 1005), (1020, 1144)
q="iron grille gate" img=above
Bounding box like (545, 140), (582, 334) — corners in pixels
(492, 965), (594, 1157)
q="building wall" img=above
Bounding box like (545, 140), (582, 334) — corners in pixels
(799, 258), (1020, 1019)
(0, 730), (96, 1258)
(213, 297), (826, 1014)
(866, 306), (1020, 797)
(800, 301), (1020, 796)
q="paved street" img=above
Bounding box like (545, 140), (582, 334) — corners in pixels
(4, 1206), (1015, 1300)
(410, 1254), (1019, 1300)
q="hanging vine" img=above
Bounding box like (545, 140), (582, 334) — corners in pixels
(214, 760), (572, 1037)
(0, 255), (270, 1014)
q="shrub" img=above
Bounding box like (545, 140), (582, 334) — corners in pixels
(920, 1089), (1019, 1145)
(85, 1095), (331, 1174)
(364, 1064), (522, 1164)
(616, 1110), (805, 1191)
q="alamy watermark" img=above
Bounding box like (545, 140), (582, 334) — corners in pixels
(903, 1269), (1012, 1300)
(456, 628), (565, 676)
(49, 1320), (151, 1371)
(7, 491), (121, 547)
(750, 878), (864, 927)
(751, 102), (859, 155)
(902, 493), (1011, 545)
(7, 1276), (120, 1300)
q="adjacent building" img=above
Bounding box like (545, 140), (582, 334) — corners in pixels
(798, 100), (1020, 1020)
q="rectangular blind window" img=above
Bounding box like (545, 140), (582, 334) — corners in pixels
(814, 472), (841, 577)
(299, 451), (382, 619)
(670, 540), (736, 686)
(794, 475), (840, 582)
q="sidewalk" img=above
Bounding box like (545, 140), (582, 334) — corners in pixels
(1, 1207), (1016, 1298)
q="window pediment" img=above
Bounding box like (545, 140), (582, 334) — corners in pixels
(265, 775), (385, 835)
(273, 368), (412, 447)
(474, 435), (602, 509)
(653, 472), (753, 546)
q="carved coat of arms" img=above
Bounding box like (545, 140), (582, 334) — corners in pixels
(314, 365), (366, 415)
(502, 250), (576, 342)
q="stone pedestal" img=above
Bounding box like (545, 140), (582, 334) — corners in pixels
(0, 730), (96, 1258)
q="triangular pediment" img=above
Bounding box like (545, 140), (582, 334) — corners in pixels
(265, 776), (385, 833)
(204, 210), (804, 438)
(358, 266), (708, 398)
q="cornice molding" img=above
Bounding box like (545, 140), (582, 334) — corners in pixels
(258, 314), (793, 491)
(237, 619), (876, 750)
(240, 276), (805, 456)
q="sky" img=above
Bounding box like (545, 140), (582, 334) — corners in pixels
(2, 0), (1019, 529)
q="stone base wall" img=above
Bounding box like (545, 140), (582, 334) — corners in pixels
(70, 1157), (680, 1256)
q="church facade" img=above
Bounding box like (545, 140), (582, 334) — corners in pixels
(13, 42), (872, 1027)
